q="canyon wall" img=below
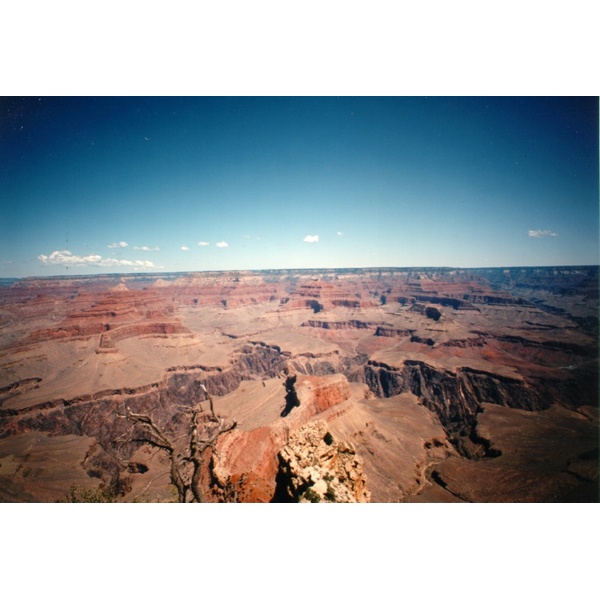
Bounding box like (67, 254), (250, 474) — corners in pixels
(0, 267), (597, 502)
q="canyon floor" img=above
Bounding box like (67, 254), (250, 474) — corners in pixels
(0, 266), (597, 502)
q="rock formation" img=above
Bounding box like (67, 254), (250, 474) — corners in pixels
(274, 420), (370, 503)
(207, 372), (357, 502)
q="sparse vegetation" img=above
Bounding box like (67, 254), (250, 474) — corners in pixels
(325, 484), (337, 502)
(303, 487), (321, 503)
(62, 483), (117, 503)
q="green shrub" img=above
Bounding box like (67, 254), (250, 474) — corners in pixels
(302, 487), (321, 503)
(324, 484), (337, 502)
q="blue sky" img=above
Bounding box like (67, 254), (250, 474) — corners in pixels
(1, 96), (597, 277)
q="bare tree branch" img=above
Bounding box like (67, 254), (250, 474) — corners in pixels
(116, 392), (236, 502)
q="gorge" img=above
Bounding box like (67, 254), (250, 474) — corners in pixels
(0, 266), (597, 502)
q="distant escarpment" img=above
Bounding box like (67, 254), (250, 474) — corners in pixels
(98, 322), (191, 350)
(301, 319), (376, 330)
(22, 322), (108, 344)
(280, 280), (377, 312)
(410, 295), (477, 310)
(375, 326), (415, 337)
(19, 316), (185, 348)
(364, 359), (596, 459)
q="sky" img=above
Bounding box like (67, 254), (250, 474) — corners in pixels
(0, 96), (598, 277)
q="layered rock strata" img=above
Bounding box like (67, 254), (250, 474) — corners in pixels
(0, 266), (597, 502)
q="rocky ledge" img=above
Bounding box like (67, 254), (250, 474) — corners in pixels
(273, 420), (370, 503)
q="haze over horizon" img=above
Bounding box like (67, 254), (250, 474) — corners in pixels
(1, 96), (598, 278)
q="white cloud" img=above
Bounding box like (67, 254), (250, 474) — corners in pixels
(216, 241), (229, 248)
(38, 250), (160, 269)
(197, 241), (210, 247)
(528, 229), (558, 238)
(180, 245), (190, 251)
(108, 241), (128, 248)
(134, 245), (160, 251)
(337, 231), (343, 236)
(303, 234), (319, 243)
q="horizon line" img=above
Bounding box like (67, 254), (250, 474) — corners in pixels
(6, 263), (600, 281)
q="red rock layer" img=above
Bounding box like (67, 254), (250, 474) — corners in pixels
(209, 373), (352, 502)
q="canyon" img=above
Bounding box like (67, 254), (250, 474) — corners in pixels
(0, 266), (597, 502)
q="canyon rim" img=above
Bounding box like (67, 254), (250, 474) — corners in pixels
(0, 266), (597, 503)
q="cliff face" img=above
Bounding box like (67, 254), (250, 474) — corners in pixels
(364, 359), (559, 457)
(99, 322), (190, 349)
(208, 373), (357, 503)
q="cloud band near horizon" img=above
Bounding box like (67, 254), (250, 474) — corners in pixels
(38, 250), (161, 269)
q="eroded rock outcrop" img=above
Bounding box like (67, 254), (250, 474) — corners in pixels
(207, 373), (356, 502)
(273, 420), (370, 503)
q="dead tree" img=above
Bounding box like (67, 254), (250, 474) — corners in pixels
(117, 385), (236, 502)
